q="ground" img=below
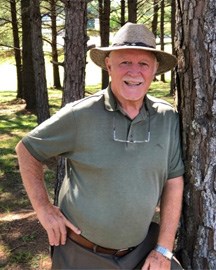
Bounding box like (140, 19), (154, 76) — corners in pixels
(0, 98), (53, 269)
(0, 211), (51, 270)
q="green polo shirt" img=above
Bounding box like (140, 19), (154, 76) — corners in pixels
(22, 86), (184, 249)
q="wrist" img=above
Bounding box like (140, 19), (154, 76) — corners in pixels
(154, 244), (173, 260)
(35, 200), (52, 214)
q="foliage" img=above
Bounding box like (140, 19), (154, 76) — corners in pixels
(40, 0), (65, 49)
(86, 0), (173, 35)
(0, 0), (13, 47)
(0, 0), (173, 50)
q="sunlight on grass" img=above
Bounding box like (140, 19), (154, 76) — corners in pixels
(11, 251), (33, 264)
(44, 169), (56, 199)
(30, 253), (51, 269)
(85, 84), (101, 95)
(148, 81), (175, 105)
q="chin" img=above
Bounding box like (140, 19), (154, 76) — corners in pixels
(123, 95), (144, 102)
(122, 90), (145, 101)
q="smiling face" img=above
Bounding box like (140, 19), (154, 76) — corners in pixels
(105, 49), (158, 109)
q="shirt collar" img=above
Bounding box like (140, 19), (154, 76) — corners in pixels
(103, 84), (157, 118)
(104, 85), (118, 112)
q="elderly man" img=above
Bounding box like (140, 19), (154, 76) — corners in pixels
(16, 22), (184, 269)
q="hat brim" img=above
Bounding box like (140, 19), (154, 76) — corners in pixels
(90, 46), (177, 75)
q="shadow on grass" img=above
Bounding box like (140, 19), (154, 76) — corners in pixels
(0, 212), (51, 270)
(0, 91), (56, 269)
(0, 152), (56, 214)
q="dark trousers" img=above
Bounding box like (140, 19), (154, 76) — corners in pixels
(51, 222), (183, 269)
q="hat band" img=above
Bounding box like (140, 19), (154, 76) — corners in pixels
(112, 42), (155, 49)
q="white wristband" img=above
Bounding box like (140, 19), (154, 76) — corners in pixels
(155, 244), (173, 260)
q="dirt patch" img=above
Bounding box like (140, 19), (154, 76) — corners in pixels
(0, 210), (51, 270)
(0, 99), (26, 115)
(0, 95), (56, 269)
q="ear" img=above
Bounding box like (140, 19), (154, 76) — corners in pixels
(155, 61), (159, 72)
(105, 57), (111, 75)
(153, 61), (159, 76)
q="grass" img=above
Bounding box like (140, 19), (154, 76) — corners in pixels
(0, 82), (174, 269)
(148, 81), (175, 105)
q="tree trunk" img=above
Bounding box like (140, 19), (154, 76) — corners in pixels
(99, 0), (110, 89)
(50, 0), (62, 89)
(120, 0), (126, 26)
(10, 0), (23, 99)
(55, 0), (88, 204)
(128, 0), (137, 23)
(62, 0), (87, 104)
(176, 0), (216, 269)
(21, 0), (37, 111)
(30, 0), (50, 124)
(170, 0), (176, 96)
(151, 0), (159, 37)
(160, 0), (165, 82)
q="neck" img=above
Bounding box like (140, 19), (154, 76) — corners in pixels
(119, 100), (143, 119)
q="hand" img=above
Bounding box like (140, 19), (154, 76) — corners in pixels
(142, 250), (171, 270)
(36, 203), (81, 246)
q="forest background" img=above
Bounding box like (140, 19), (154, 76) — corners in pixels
(0, 0), (215, 269)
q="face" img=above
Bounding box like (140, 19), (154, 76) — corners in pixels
(105, 49), (158, 106)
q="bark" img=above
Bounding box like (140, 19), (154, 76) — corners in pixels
(30, 0), (50, 124)
(128, 0), (137, 23)
(120, 0), (126, 26)
(152, 0), (159, 37)
(10, 0), (23, 99)
(62, 0), (87, 104)
(160, 0), (165, 82)
(50, 0), (62, 89)
(176, 0), (216, 269)
(21, 0), (37, 111)
(55, 0), (88, 204)
(170, 0), (176, 96)
(99, 0), (110, 89)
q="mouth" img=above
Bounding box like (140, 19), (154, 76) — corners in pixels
(124, 81), (143, 86)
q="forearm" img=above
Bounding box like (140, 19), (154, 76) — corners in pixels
(15, 141), (51, 212)
(16, 141), (81, 246)
(157, 176), (184, 250)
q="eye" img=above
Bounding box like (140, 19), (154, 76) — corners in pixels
(120, 61), (131, 66)
(139, 62), (149, 67)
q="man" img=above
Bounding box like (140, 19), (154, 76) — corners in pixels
(16, 22), (184, 269)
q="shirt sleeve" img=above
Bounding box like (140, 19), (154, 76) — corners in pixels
(167, 114), (185, 179)
(22, 103), (77, 162)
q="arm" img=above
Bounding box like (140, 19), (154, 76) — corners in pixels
(142, 176), (184, 270)
(15, 141), (81, 246)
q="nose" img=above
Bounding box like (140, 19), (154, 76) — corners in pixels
(127, 64), (142, 76)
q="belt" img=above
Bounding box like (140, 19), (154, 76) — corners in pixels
(68, 229), (134, 257)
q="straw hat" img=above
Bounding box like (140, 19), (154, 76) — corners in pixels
(90, 22), (177, 75)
